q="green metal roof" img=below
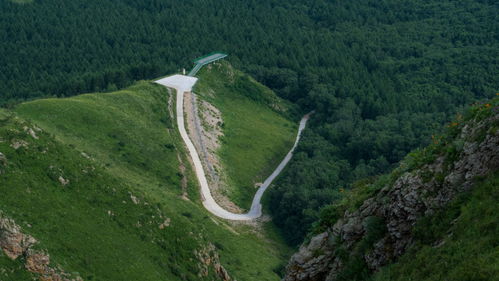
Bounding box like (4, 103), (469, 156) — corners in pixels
(193, 52), (228, 64)
(188, 52), (228, 76)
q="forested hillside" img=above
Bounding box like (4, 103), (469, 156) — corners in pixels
(1, 0), (498, 245)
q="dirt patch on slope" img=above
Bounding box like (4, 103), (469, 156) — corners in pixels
(184, 92), (243, 213)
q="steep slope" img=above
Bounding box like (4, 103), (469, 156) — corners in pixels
(1, 81), (292, 280)
(193, 61), (298, 209)
(372, 173), (498, 281)
(283, 98), (499, 281)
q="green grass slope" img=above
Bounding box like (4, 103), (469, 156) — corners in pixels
(194, 61), (298, 209)
(0, 82), (291, 280)
(16, 82), (182, 199)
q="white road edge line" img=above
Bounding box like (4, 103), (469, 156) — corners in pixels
(155, 74), (310, 220)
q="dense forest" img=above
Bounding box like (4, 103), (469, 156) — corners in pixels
(1, 0), (497, 245)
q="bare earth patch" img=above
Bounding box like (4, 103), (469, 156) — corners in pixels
(184, 92), (243, 213)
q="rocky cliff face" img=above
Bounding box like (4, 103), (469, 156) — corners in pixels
(195, 243), (235, 281)
(283, 109), (498, 281)
(0, 212), (81, 281)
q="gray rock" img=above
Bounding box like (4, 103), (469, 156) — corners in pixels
(283, 113), (499, 281)
(0, 214), (37, 260)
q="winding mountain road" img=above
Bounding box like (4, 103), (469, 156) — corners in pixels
(155, 74), (310, 220)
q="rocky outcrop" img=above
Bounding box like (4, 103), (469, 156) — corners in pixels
(58, 176), (70, 186)
(24, 126), (40, 139)
(283, 111), (499, 281)
(158, 218), (171, 229)
(195, 243), (235, 281)
(0, 212), (81, 281)
(10, 139), (28, 150)
(0, 214), (37, 260)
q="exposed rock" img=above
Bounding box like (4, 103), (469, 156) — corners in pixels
(24, 126), (39, 139)
(159, 218), (171, 229)
(283, 113), (499, 281)
(130, 194), (140, 204)
(0, 212), (80, 280)
(286, 232), (333, 281)
(10, 139), (28, 150)
(213, 262), (232, 281)
(58, 176), (70, 186)
(195, 243), (235, 281)
(25, 249), (76, 281)
(25, 249), (50, 274)
(0, 213), (37, 259)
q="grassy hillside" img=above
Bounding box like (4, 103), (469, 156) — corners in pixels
(194, 61), (298, 209)
(0, 82), (291, 280)
(16, 82), (182, 199)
